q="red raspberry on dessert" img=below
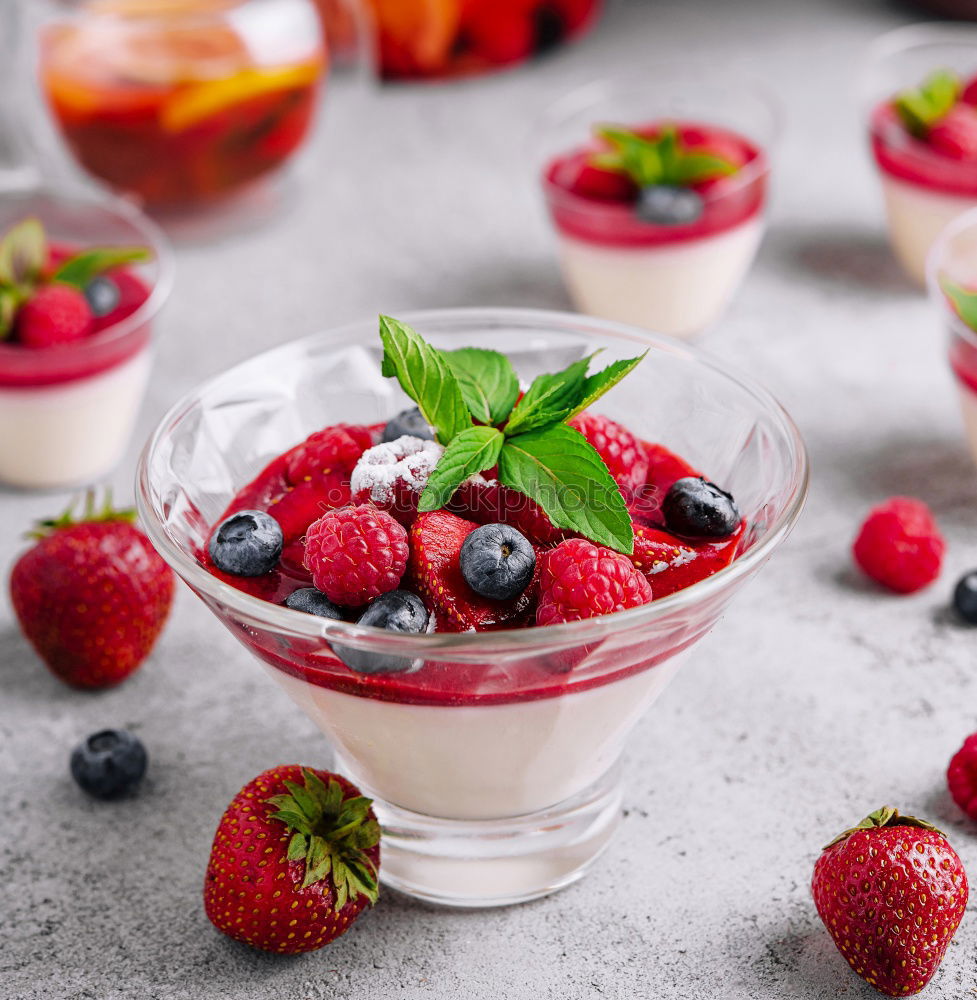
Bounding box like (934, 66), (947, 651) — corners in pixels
(350, 435), (444, 527)
(566, 159), (639, 202)
(928, 104), (977, 161)
(852, 496), (944, 594)
(303, 506), (409, 607)
(948, 732), (977, 821)
(16, 283), (93, 348)
(569, 412), (648, 498)
(285, 424), (375, 486)
(537, 537), (652, 625)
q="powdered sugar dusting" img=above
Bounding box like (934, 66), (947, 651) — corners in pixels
(350, 435), (444, 504)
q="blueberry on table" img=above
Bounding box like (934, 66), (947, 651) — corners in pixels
(663, 477), (740, 538)
(954, 571), (977, 624)
(460, 523), (536, 600)
(634, 185), (704, 226)
(83, 275), (120, 318)
(381, 407), (434, 443)
(285, 588), (344, 619)
(336, 590), (429, 675)
(209, 510), (283, 576)
(70, 729), (147, 799)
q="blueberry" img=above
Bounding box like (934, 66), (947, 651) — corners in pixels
(663, 477), (739, 538)
(635, 185), (704, 226)
(382, 407), (434, 443)
(70, 729), (147, 799)
(84, 275), (120, 318)
(209, 510), (283, 576)
(954, 571), (977, 624)
(285, 588), (343, 619)
(460, 523), (535, 600)
(336, 590), (428, 675)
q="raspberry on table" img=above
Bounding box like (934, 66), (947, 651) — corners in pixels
(537, 537), (652, 625)
(303, 506), (409, 607)
(350, 435), (444, 527)
(852, 496), (944, 594)
(948, 733), (977, 821)
(569, 413), (648, 497)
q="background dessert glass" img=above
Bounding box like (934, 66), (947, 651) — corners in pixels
(137, 307), (808, 908)
(0, 187), (172, 489)
(861, 24), (977, 286)
(927, 206), (977, 466)
(39, 0), (327, 212)
(537, 71), (779, 339)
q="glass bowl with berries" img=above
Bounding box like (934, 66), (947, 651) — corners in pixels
(40, 0), (327, 211)
(862, 24), (977, 285)
(538, 71), (779, 338)
(0, 188), (172, 489)
(137, 308), (808, 907)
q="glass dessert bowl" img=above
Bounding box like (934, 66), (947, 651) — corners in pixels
(538, 72), (778, 339)
(861, 24), (977, 286)
(0, 187), (172, 490)
(39, 0), (327, 211)
(137, 308), (807, 908)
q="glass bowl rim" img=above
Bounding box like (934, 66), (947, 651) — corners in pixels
(136, 306), (810, 654)
(0, 184), (174, 368)
(927, 205), (977, 351)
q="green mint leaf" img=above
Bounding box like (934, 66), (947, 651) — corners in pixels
(657, 125), (680, 184)
(379, 315), (472, 445)
(444, 347), (520, 425)
(673, 152), (737, 185)
(566, 352), (647, 421)
(53, 247), (150, 288)
(504, 356), (592, 436)
(418, 426), (503, 513)
(0, 217), (46, 287)
(0, 286), (20, 339)
(596, 126), (663, 187)
(895, 69), (960, 135)
(941, 276), (977, 330)
(498, 423), (633, 553)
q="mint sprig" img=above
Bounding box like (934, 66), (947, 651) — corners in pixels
(592, 124), (738, 189)
(54, 247), (150, 289)
(378, 317), (646, 553)
(941, 275), (977, 330)
(894, 69), (961, 136)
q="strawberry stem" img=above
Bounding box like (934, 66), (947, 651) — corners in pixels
(822, 806), (944, 851)
(26, 488), (137, 540)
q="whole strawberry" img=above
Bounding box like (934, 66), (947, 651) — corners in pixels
(204, 765), (380, 953)
(9, 491), (174, 689)
(812, 806), (968, 997)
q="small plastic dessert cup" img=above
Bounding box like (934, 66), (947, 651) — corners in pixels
(0, 187), (172, 490)
(927, 207), (977, 466)
(137, 307), (808, 908)
(861, 24), (977, 286)
(538, 71), (779, 338)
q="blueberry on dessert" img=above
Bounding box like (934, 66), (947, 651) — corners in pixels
(83, 274), (121, 317)
(209, 510), (284, 576)
(284, 588), (344, 619)
(663, 477), (740, 538)
(460, 523), (536, 600)
(337, 590), (429, 675)
(70, 729), (148, 799)
(381, 406), (434, 443)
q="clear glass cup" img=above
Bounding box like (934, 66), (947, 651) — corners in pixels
(860, 24), (977, 286)
(0, 186), (173, 489)
(927, 207), (977, 466)
(136, 307), (808, 908)
(537, 70), (779, 339)
(38, 0), (327, 211)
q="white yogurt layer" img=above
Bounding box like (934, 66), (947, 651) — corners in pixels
(271, 653), (685, 821)
(555, 217), (763, 339)
(880, 175), (977, 287)
(0, 348), (151, 489)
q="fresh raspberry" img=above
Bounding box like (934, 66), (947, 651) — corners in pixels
(565, 158), (638, 203)
(16, 284), (93, 348)
(350, 435), (444, 528)
(852, 496), (944, 594)
(928, 105), (977, 161)
(303, 506), (408, 607)
(537, 537), (652, 625)
(569, 413), (648, 498)
(948, 733), (977, 820)
(285, 424), (374, 486)
(450, 477), (565, 545)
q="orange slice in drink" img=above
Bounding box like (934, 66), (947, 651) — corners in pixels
(367, 0), (461, 73)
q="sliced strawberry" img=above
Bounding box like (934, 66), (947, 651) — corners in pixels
(630, 522), (744, 599)
(449, 478), (566, 545)
(631, 442), (701, 526)
(283, 424), (374, 486)
(928, 105), (977, 161)
(267, 476), (351, 543)
(408, 510), (539, 631)
(564, 154), (638, 203)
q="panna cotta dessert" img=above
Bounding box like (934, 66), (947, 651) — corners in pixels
(538, 75), (777, 338)
(863, 25), (977, 285)
(138, 308), (807, 906)
(0, 192), (170, 489)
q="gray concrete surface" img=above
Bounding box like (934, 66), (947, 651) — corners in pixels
(5, 0), (977, 996)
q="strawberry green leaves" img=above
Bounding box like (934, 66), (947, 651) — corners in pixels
(592, 124), (738, 189)
(377, 316), (646, 553)
(942, 276), (977, 331)
(895, 69), (961, 136)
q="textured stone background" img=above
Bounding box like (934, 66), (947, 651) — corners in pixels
(5, 0), (977, 997)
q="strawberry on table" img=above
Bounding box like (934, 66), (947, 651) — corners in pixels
(9, 491), (174, 689)
(204, 765), (380, 954)
(812, 806), (968, 997)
